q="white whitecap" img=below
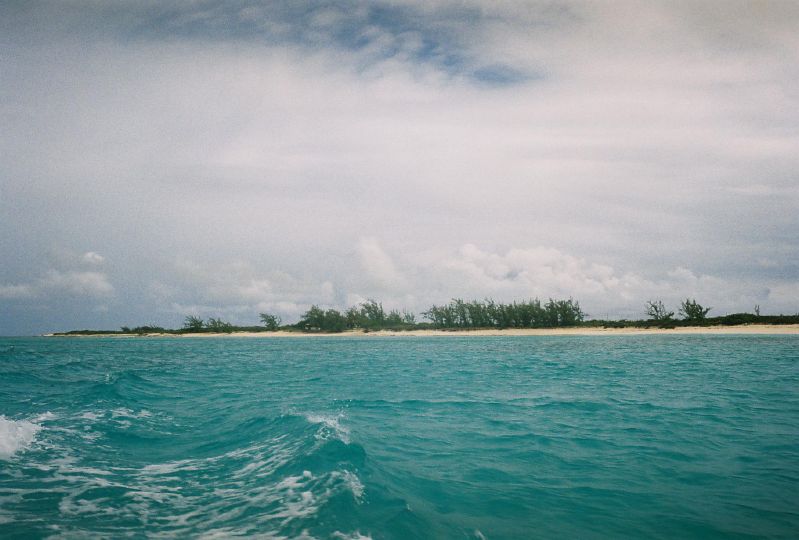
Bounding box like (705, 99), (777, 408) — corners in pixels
(141, 459), (200, 475)
(333, 532), (373, 540)
(111, 408), (152, 419)
(0, 415), (42, 460)
(33, 411), (56, 422)
(304, 413), (350, 444)
(330, 470), (364, 502)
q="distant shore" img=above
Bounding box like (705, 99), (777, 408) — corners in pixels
(46, 324), (799, 337)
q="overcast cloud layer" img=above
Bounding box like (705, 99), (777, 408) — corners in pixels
(2, 1), (798, 334)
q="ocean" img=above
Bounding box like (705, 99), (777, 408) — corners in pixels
(1, 335), (797, 539)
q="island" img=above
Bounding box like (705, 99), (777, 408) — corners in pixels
(49, 298), (799, 336)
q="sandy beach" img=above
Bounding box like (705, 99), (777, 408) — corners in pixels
(49, 324), (799, 337)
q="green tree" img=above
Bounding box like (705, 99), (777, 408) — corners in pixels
(183, 315), (204, 331)
(259, 313), (282, 331)
(299, 305), (326, 330)
(345, 306), (362, 329)
(422, 297), (583, 329)
(386, 309), (404, 326)
(679, 299), (711, 321)
(207, 317), (233, 332)
(359, 299), (386, 329)
(297, 306), (347, 332)
(323, 309), (348, 332)
(645, 300), (674, 321)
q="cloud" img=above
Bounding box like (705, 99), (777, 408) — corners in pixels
(423, 244), (784, 318)
(438, 244), (619, 297)
(165, 259), (279, 305)
(129, 241), (796, 326)
(2, 1), (546, 87)
(140, 258), (346, 323)
(341, 241), (787, 319)
(0, 284), (35, 300)
(41, 271), (114, 297)
(82, 252), (105, 265)
(356, 237), (407, 289)
(0, 271), (114, 300)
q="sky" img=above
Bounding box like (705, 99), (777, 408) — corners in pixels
(1, 0), (798, 334)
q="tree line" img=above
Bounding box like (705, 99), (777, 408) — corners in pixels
(55, 297), (799, 335)
(295, 300), (416, 332)
(422, 298), (584, 329)
(645, 299), (711, 322)
(171, 297), (799, 333)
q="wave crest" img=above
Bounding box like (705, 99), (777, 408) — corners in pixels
(0, 415), (43, 460)
(304, 413), (350, 444)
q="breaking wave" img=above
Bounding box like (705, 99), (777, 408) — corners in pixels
(0, 414), (51, 460)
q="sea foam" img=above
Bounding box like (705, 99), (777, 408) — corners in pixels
(0, 415), (42, 460)
(305, 413), (350, 444)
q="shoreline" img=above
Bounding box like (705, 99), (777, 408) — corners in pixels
(45, 324), (799, 337)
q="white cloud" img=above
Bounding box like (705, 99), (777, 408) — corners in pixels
(82, 252), (105, 265)
(0, 284), (35, 300)
(255, 301), (304, 318)
(40, 270), (114, 297)
(439, 244), (620, 297)
(133, 241), (797, 324)
(356, 237), (408, 289)
(0, 271), (113, 300)
(339, 241), (787, 320)
(320, 281), (336, 303)
(144, 258), (346, 322)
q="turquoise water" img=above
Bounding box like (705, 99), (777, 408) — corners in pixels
(1, 336), (798, 539)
